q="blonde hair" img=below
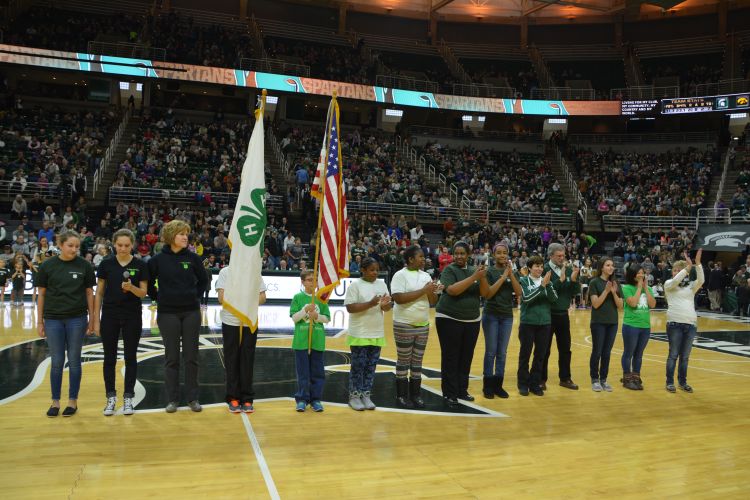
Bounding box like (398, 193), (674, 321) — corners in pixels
(160, 220), (191, 245)
(672, 260), (687, 272)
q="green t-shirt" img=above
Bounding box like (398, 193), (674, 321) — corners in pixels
(290, 291), (330, 351)
(436, 264), (481, 321)
(621, 284), (652, 329)
(37, 256), (96, 319)
(484, 266), (515, 317)
(589, 277), (621, 325)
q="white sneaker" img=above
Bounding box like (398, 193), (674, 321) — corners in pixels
(103, 396), (117, 416)
(601, 380), (613, 392)
(122, 397), (135, 415)
(361, 391), (376, 410)
(592, 380), (603, 392)
(348, 392), (365, 411)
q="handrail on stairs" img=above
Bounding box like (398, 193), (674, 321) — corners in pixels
(92, 108), (131, 198)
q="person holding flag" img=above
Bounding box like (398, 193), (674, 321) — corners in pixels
(290, 270), (330, 412)
(309, 93), (351, 405)
(220, 91), (269, 411)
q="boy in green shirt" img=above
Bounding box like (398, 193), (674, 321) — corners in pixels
(289, 270), (330, 412)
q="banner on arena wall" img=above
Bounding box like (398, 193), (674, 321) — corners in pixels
(0, 44), (621, 116)
(697, 224), (750, 252)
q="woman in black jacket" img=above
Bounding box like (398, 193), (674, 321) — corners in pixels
(148, 220), (208, 413)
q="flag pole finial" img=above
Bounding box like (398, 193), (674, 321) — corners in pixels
(332, 89), (337, 99)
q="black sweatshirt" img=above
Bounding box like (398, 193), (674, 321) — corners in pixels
(147, 246), (208, 313)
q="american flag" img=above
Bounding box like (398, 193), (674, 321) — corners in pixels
(315, 98), (349, 302)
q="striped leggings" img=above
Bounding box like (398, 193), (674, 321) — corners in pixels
(393, 322), (429, 380)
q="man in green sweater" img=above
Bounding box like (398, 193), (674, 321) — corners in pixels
(542, 243), (580, 391)
(517, 255), (558, 396)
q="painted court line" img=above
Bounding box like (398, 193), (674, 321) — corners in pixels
(241, 412), (281, 500)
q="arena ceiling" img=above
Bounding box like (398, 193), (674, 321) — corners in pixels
(333, 0), (722, 20)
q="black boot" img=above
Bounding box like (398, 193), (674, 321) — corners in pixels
(396, 378), (413, 408)
(483, 376), (495, 399)
(409, 378), (425, 409)
(494, 377), (509, 399)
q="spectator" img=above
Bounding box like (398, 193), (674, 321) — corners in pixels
(11, 195), (28, 219)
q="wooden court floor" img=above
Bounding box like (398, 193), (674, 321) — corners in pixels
(1, 304), (749, 499)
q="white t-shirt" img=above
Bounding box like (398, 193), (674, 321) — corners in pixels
(344, 278), (389, 338)
(664, 265), (704, 325)
(390, 268), (432, 326)
(215, 267), (267, 326)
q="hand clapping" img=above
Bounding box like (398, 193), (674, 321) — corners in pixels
(542, 270), (552, 287)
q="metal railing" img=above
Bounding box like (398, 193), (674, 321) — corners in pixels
(348, 200), (575, 228)
(610, 86), (679, 100)
(697, 208), (731, 226)
(108, 186), (284, 210)
(267, 126), (290, 178)
(715, 144), (736, 205)
(92, 109), (131, 198)
(693, 79), (750, 97)
(451, 82), (516, 98)
(569, 131), (717, 144)
(555, 148), (587, 222)
(375, 75), (440, 94)
(240, 58), (310, 77)
(410, 125), (543, 142)
(394, 135), (443, 195)
(0, 180), (61, 200)
(602, 214), (722, 231)
(87, 41), (166, 61)
(531, 87), (595, 101)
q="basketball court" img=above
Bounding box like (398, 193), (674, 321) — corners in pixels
(1, 301), (749, 499)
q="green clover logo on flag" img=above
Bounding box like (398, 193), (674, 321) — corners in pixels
(236, 188), (267, 255)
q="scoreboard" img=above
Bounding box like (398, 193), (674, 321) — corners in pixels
(661, 93), (749, 114)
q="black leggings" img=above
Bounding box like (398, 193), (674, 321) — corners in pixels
(101, 312), (143, 397)
(436, 317), (480, 399)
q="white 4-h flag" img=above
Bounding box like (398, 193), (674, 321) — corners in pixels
(223, 113), (266, 332)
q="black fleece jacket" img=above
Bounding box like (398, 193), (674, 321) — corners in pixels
(148, 246), (208, 313)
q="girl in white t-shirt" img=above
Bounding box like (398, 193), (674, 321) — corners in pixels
(344, 258), (392, 411)
(390, 246), (442, 408)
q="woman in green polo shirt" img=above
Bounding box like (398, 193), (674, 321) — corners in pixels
(436, 241), (487, 407)
(588, 258), (623, 393)
(620, 263), (655, 390)
(36, 230), (96, 417)
(481, 243), (522, 399)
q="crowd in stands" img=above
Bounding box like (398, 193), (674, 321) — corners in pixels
(113, 109), (281, 202)
(6, 8), (143, 56)
(276, 122), (446, 210)
(419, 143), (568, 214)
(149, 11), (255, 68)
(728, 143), (750, 217)
(567, 147), (717, 219)
(641, 56), (724, 97)
(266, 38), (375, 85)
(461, 60), (540, 98)
(8, 8), (254, 69)
(0, 106), (117, 200)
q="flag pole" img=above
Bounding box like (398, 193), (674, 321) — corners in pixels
(309, 91), (336, 353)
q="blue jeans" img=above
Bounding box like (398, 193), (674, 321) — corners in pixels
(666, 322), (697, 385)
(45, 316), (88, 400)
(590, 322), (618, 381)
(621, 324), (650, 373)
(294, 349), (325, 403)
(481, 313), (513, 377)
